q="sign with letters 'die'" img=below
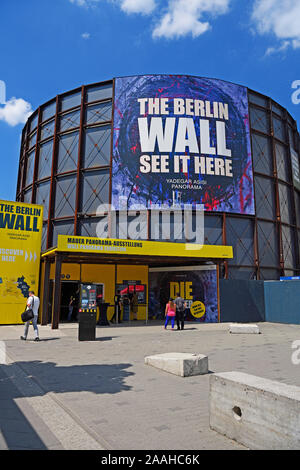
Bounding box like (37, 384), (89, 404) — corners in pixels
(112, 75), (254, 214)
(0, 200), (43, 324)
(149, 266), (218, 323)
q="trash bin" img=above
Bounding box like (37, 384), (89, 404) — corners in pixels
(78, 310), (96, 341)
(97, 302), (110, 326)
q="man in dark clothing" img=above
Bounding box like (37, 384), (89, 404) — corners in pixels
(111, 290), (122, 324)
(67, 295), (75, 322)
(174, 294), (186, 330)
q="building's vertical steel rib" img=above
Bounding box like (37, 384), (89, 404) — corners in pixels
(46, 96), (60, 249)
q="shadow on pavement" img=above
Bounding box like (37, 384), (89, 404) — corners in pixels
(0, 360), (134, 449)
(176, 328), (198, 331)
(4, 360), (134, 395)
(25, 338), (61, 342)
(0, 366), (47, 450)
(94, 336), (117, 342)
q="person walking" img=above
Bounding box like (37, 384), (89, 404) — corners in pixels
(164, 298), (176, 330)
(111, 290), (122, 324)
(175, 293), (187, 330)
(122, 294), (130, 321)
(67, 295), (75, 322)
(20, 291), (40, 341)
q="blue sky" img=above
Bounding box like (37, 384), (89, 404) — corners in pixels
(0, 0), (300, 201)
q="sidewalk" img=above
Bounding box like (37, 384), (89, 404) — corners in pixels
(0, 321), (300, 450)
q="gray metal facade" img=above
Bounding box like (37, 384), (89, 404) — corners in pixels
(16, 77), (300, 280)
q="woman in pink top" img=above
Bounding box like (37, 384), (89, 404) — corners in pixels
(164, 298), (176, 330)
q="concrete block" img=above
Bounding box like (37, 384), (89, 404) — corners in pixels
(209, 371), (300, 450)
(229, 323), (260, 334)
(145, 352), (208, 377)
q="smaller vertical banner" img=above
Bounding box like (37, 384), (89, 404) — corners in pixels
(149, 265), (218, 323)
(0, 200), (43, 324)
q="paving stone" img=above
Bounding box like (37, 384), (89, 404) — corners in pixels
(0, 322), (299, 450)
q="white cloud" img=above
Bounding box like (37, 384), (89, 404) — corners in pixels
(119, 0), (156, 15)
(252, 0), (300, 51)
(0, 80), (6, 105)
(81, 32), (91, 39)
(69, 0), (231, 39)
(0, 97), (33, 127)
(292, 38), (300, 48)
(69, 0), (99, 6)
(152, 0), (231, 39)
(265, 40), (290, 56)
(69, 0), (87, 6)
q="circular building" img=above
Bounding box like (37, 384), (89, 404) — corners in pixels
(16, 75), (300, 283)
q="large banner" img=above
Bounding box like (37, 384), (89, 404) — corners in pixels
(58, 235), (232, 259)
(112, 74), (254, 214)
(0, 200), (43, 324)
(149, 266), (218, 323)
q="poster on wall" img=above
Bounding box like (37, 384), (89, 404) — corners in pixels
(149, 266), (218, 323)
(0, 200), (43, 324)
(112, 74), (254, 215)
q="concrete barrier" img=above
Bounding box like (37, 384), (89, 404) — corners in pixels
(229, 323), (260, 334)
(145, 352), (208, 377)
(209, 371), (300, 450)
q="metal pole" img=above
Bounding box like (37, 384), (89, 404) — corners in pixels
(41, 258), (51, 325)
(146, 265), (149, 325)
(115, 264), (118, 324)
(31, 107), (42, 204)
(74, 85), (85, 235)
(222, 213), (228, 279)
(52, 253), (62, 329)
(46, 95), (59, 249)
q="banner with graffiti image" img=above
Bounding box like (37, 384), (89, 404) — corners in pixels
(149, 266), (218, 323)
(112, 74), (254, 214)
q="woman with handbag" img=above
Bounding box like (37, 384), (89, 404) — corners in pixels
(20, 291), (40, 341)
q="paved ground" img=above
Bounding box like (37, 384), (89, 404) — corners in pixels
(0, 320), (300, 450)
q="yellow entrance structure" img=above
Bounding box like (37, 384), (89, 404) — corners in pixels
(40, 235), (233, 328)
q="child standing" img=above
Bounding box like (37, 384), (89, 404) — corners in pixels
(164, 298), (176, 330)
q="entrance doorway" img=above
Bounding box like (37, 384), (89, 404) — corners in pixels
(60, 281), (80, 322)
(116, 283), (147, 322)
